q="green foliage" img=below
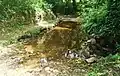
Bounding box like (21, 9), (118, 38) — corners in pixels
(78, 1), (120, 75)
(0, 0), (49, 21)
(45, 0), (65, 15)
(88, 54), (120, 76)
(0, 0), (30, 20)
(78, 0), (120, 43)
(78, 0), (108, 34)
(104, 0), (120, 42)
(45, 0), (77, 15)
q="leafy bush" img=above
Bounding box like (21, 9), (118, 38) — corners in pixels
(0, 0), (30, 21)
(0, 0), (49, 22)
(78, 0), (120, 43)
(78, 0), (107, 34)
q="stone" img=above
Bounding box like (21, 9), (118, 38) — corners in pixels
(40, 57), (48, 67)
(85, 57), (97, 63)
(64, 49), (79, 59)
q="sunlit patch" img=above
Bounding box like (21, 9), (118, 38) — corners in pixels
(24, 44), (34, 53)
(35, 10), (45, 22)
(54, 26), (72, 31)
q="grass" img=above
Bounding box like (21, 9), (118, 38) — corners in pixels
(0, 20), (35, 46)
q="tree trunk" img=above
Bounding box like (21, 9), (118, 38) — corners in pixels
(72, 0), (77, 14)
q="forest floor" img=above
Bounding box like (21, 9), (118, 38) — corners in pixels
(0, 43), (88, 76)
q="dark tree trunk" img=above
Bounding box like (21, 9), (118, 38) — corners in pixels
(72, 0), (77, 14)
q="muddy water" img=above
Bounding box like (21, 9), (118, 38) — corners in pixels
(20, 26), (73, 61)
(19, 20), (83, 65)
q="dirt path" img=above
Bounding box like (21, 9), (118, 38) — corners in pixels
(0, 42), (88, 76)
(0, 44), (80, 76)
(0, 45), (61, 76)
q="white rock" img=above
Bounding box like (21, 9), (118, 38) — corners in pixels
(85, 57), (97, 63)
(87, 38), (96, 44)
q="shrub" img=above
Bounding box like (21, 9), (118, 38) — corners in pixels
(0, 0), (49, 22)
(78, 0), (120, 43)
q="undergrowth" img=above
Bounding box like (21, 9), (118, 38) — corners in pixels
(88, 54), (120, 76)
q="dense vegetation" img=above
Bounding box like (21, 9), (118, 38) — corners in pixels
(80, 0), (120, 43)
(0, 0), (120, 75)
